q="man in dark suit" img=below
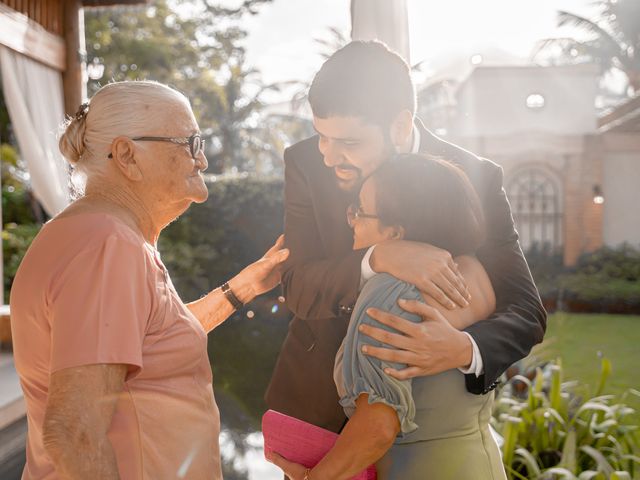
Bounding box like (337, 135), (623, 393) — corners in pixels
(265, 41), (546, 434)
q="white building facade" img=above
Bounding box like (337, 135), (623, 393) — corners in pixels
(419, 64), (640, 265)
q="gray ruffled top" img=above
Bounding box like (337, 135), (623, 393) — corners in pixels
(334, 273), (423, 435)
(333, 273), (507, 479)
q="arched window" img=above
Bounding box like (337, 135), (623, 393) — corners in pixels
(506, 167), (562, 255)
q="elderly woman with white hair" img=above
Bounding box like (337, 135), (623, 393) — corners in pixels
(10, 80), (288, 479)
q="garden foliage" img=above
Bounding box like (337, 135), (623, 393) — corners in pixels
(494, 358), (640, 479)
(528, 245), (640, 314)
(159, 175), (290, 428)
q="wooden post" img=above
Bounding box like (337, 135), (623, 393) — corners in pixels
(62, 0), (86, 116)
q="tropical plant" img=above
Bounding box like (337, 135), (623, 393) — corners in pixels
(2, 223), (41, 303)
(535, 0), (640, 95)
(493, 358), (640, 479)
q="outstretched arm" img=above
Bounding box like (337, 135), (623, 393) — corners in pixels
(187, 235), (289, 332)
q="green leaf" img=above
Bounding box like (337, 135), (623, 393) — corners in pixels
(499, 397), (521, 408)
(494, 357), (639, 480)
(503, 416), (523, 472)
(579, 446), (615, 475)
(550, 363), (563, 412)
(511, 374), (533, 390)
(609, 472), (631, 480)
(575, 403), (614, 422)
(576, 472), (605, 480)
(514, 447), (541, 477)
(559, 428), (577, 474)
(595, 358), (611, 397)
(620, 454), (640, 463)
(547, 408), (568, 428)
(541, 467), (577, 479)
(505, 466), (529, 480)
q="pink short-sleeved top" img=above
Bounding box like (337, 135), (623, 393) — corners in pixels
(10, 213), (222, 479)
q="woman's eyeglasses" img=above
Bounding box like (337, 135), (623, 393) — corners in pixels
(346, 203), (379, 227)
(108, 133), (205, 159)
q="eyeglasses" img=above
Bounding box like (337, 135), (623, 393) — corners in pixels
(346, 203), (379, 227)
(107, 133), (205, 159)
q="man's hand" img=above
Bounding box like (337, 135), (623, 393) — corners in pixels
(370, 240), (470, 309)
(360, 299), (473, 379)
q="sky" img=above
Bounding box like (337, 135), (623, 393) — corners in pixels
(236, 0), (597, 102)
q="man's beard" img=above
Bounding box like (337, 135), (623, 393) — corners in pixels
(338, 139), (397, 192)
(332, 135), (397, 192)
(334, 167), (363, 192)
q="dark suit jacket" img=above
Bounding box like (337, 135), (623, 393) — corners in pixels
(265, 121), (547, 433)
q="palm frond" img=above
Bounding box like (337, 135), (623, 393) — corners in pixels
(533, 37), (614, 72)
(557, 10), (622, 51)
(602, 0), (640, 50)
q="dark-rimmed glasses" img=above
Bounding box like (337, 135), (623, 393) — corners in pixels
(107, 133), (205, 159)
(347, 203), (379, 228)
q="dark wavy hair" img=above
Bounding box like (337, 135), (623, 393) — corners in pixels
(308, 40), (416, 128)
(370, 154), (486, 257)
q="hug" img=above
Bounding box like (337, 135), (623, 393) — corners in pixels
(266, 41), (546, 480)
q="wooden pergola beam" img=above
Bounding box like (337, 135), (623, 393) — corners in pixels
(0, 3), (65, 71)
(83, 0), (147, 5)
(1, 0), (148, 116)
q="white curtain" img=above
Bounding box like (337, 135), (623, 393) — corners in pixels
(351, 0), (411, 63)
(0, 46), (70, 217)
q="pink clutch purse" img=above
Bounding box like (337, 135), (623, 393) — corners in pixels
(262, 409), (377, 480)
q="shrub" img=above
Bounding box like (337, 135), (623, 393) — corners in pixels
(559, 274), (640, 314)
(573, 246), (640, 281)
(528, 245), (640, 314)
(493, 358), (640, 479)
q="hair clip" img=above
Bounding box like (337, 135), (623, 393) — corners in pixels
(74, 102), (89, 121)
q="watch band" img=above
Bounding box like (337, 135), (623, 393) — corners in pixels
(221, 281), (243, 310)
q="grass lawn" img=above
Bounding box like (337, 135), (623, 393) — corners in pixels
(528, 312), (640, 424)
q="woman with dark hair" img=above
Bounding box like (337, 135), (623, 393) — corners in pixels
(270, 154), (506, 479)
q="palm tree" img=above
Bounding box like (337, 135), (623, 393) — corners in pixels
(535, 0), (640, 95)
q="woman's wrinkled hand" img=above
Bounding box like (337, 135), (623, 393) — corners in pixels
(266, 451), (309, 480)
(233, 235), (289, 301)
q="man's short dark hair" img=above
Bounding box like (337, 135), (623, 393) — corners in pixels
(308, 40), (416, 128)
